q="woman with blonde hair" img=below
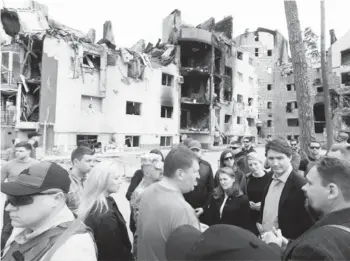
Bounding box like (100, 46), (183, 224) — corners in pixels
(205, 167), (251, 231)
(77, 160), (132, 261)
(246, 152), (272, 235)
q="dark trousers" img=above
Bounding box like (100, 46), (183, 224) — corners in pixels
(1, 202), (13, 251)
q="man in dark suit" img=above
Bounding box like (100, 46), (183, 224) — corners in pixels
(262, 157), (350, 260)
(258, 138), (313, 240)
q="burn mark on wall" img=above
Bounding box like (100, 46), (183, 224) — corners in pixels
(180, 103), (210, 132)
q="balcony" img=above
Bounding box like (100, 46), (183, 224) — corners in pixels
(1, 111), (16, 127)
(180, 28), (212, 45)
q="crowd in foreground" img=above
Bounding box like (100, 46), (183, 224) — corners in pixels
(1, 134), (350, 261)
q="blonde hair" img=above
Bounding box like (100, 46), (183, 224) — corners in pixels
(141, 153), (163, 170)
(247, 152), (264, 164)
(76, 160), (125, 220)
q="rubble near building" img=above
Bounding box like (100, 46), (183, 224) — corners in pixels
(1, 1), (179, 152)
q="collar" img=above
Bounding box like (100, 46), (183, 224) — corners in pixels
(69, 168), (85, 184)
(313, 207), (350, 229)
(159, 178), (182, 194)
(273, 166), (293, 183)
(8, 205), (74, 246)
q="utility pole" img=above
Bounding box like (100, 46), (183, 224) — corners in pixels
(320, 0), (333, 150)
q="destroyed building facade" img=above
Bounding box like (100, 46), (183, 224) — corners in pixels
(1, 1), (180, 152)
(328, 30), (350, 138)
(163, 10), (258, 148)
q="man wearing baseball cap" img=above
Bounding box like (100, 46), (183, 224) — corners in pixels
(166, 224), (280, 260)
(184, 140), (214, 222)
(1, 161), (97, 261)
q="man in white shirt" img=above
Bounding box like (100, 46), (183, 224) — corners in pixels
(259, 138), (313, 240)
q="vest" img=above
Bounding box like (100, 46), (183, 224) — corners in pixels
(2, 221), (94, 261)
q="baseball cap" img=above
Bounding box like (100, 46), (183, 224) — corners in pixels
(188, 140), (202, 150)
(27, 131), (42, 139)
(166, 224), (280, 261)
(1, 161), (71, 196)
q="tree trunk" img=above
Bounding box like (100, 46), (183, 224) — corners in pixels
(284, 0), (316, 153)
(320, 0), (333, 150)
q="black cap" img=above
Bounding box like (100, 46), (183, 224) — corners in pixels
(27, 131), (41, 139)
(1, 162), (71, 196)
(166, 224), (280, 261)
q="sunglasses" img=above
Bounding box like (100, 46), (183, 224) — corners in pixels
(7, 192), (59, 207)
(230, 146), (239, 150)
(224, 156), (233, 161)
(310, 146), (320, 150)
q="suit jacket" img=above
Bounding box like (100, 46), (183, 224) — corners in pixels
(259, 170), (313, 239)
(184, 159), (214, 210)
(205, 193), (251, 231)
(282, 208), (350, 261)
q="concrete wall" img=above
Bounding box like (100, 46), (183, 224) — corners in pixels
(230, 49), (258, 138)
(330, 30), (350, 76)
(44, 37), (180, 151)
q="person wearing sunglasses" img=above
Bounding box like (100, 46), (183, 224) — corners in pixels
(1, 161), (97, 261)
(215, 150), (247, 195)
(298, 140), (322, 177)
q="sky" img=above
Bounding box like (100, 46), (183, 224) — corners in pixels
(2, 0), (350, 49)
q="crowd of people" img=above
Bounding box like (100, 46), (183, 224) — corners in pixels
(1, 133), (350, 261)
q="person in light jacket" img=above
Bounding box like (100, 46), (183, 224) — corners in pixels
(77, 161), (132, 261)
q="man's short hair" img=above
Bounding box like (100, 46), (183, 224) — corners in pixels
(163, 147), (197, 178)
(265, 138), (292, 157)
(141, 153), (163, 170)
(15, 142), (32, 151)
(316, 157), (350, 201)
(71, 146), (94, 163)
(308, 140), (320, 146)
(243, 136), (251, 142)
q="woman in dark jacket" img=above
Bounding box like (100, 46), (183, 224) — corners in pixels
(214, 150), (247, 195)
(78, 161), (132, 261)
(206, 167), (251, 231)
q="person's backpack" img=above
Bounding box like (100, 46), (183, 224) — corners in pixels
(1, 220), (96, 261)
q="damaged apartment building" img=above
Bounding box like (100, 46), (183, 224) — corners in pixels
(162, 10), (258, 147)
(1, 1), (180, 152)
(235, 27), (350, 142)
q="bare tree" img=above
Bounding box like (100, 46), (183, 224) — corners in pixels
(284, 0), (316, 153)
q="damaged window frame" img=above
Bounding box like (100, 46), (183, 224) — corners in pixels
(125, 135), (140, 147)
(267, 102), (272, 109)
(161, 105), (173, 119)
(160, 136), (173, 147)
(237, 116), (242, 124)
(247, 117), (255, 127)
(287, 118), (299, 127)
(248, 98), (253, 106)
(126, 101), (141, 116)
(162, 73), (174, 87)
(237, 94), (243, 103)
(267, 120), (272, 127)
(82, 52), (101, 70)
(255, 48), (259, 57)
(224, 114), (232, 124)
(237, 51), (243, 60)
(224, 66), (232, 78)
(267, 50), (273, 56)
(267, 84), (272, 91)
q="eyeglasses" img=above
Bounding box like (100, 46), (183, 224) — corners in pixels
(310, 146), (320, 150)
(7, 192), (59, 207)
(291, 143), (297, 146)
(230, 146), (239, 150)
(224, 157), (233, 161)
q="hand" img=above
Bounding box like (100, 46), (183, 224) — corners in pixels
(255, 202), (261, 211)
(200, 223), (209, 232)
(260, 227), (283, 247)
(195, 208), (204, 217)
